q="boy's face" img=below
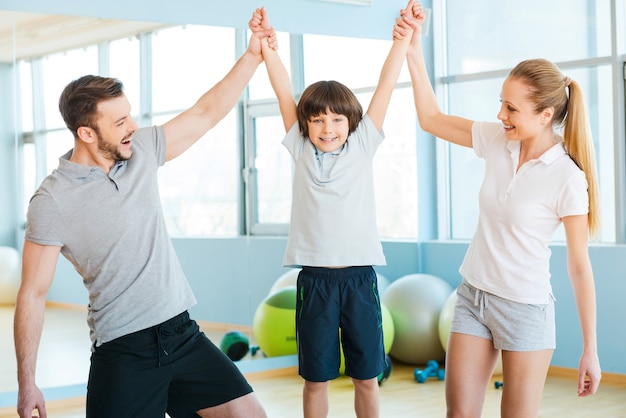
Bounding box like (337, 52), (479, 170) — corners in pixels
(306, 110), (350, 153)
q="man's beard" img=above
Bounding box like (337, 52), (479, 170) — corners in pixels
(97, 132), (131, 161)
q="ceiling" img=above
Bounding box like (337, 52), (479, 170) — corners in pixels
(0, 10), (170, 63)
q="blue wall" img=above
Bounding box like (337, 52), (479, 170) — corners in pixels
(47, 237), (419, 325)
(46, 236), (626, 375)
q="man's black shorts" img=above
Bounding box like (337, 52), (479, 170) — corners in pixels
(86, 311), (253, 417)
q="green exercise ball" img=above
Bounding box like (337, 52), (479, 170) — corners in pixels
(252, 286), (297, 357)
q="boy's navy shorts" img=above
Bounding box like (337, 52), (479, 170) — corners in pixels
(86, 311), (253, 418)
(296, 266), (387, 382)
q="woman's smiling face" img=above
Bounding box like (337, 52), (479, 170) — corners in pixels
(497, 77), (548, 141)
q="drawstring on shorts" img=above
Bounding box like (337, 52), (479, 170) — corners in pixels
(474, 287), (489, 319)
(155, 325), (169, 367)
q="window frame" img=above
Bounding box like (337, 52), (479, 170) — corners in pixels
(432, 0), (626, 243)
(15, 2), (626, 243)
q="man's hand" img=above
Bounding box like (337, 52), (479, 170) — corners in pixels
(17, 383), (46, 418)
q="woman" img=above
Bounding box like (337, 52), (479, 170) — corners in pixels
(396, 4), (602, 417)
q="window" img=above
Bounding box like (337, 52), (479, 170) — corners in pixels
(442, 0), (618, 242)
(42, 47), (99, 132)
(19, 62), (33, 132)
(151, 26), (237, 113)
(17, 4), (623, 243)
(151, 26), (241, 236)
(303, 34), (411, 86)
(109, 36), (140, 116)
(19, 26), (244, 237)
(364, 88), (418, 239)
(251, 115), (293, 225)
(445, 0), (611, 74)
(21, 46), (99, 209)
(245, 32), (293, 234)
(248, 32), (292, 101)
(19, 62), (34, 215)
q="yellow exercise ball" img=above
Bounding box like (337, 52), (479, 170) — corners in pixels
(252, 286), (297, 357)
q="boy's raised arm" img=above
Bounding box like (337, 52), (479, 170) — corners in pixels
(250, 7), (298, 132)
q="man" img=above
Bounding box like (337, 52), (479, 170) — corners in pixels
(14, 24), (276, 418)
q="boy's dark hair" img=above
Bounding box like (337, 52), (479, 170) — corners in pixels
(58, 75), (124, 138)
(296, 80), (363, 139)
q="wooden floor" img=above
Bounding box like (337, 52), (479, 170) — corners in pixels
(1, 305), (625, 417)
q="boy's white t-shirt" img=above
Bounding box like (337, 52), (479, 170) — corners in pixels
(282, 114), (386, 268)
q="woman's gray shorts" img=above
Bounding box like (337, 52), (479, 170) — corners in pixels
(450, 280), (556, 351)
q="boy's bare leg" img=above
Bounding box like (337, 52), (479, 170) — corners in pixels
(353, 377), (379, 418)
(303, 380), (330, 418)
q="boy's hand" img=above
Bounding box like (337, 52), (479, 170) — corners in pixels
(393, 0), (416, 40)
(249, 7), (278, 51)
(393, 0), (426, 41)
(410, 0), (426, 20)
(249, 7), (271, 32)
